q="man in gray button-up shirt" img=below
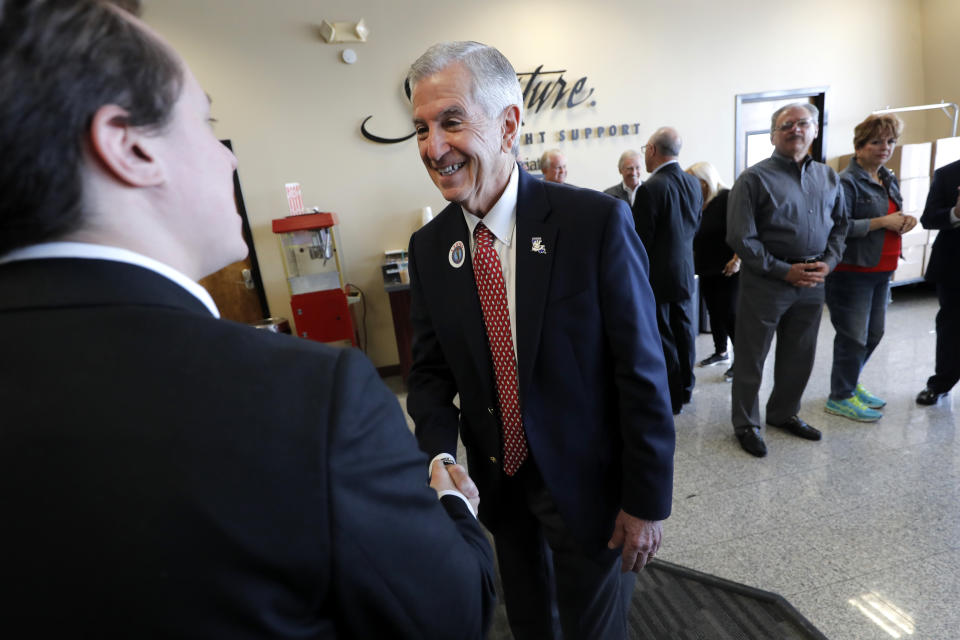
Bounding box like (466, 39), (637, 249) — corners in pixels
(725, 102), (847, 457)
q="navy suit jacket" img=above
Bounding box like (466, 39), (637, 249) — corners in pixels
(632, 162), (703, 301)
(0, 258), (494, 639)
(407, 167), (675, 551)
(922, 158), (960, 283)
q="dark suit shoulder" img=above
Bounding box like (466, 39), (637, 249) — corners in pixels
(935, 158), (960, 180)
(541, 180), (624, 219)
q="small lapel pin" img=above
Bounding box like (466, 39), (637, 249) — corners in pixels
(449, 240), (465, 268)
(531, 237), (546, 254)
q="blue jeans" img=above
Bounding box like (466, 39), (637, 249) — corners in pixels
(824, 270), (891, 400)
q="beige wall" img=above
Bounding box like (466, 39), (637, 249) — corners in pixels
(920, 0), (960, 140)
(142, 0), (925, 367)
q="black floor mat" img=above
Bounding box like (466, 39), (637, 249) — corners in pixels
(629, 560), (829, 639)
(487, 559), (829, 639)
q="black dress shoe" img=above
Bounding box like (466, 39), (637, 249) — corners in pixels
(916, 388), (948, 406)
(768, 416), (821, 441)
(736, 427), (767, 457)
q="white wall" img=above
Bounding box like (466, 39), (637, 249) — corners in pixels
(142, 0), (925, 367)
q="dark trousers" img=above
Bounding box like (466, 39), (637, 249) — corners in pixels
(492, 462), (635, 640)
(656, 296), (697, 411)
(824, 270), (890, 399)
(700, 273), (739, 355)
(928, 282), (960, 393)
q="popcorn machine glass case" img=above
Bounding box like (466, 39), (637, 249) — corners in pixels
(271, 212), (356, 347)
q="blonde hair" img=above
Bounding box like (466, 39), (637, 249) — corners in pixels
(685, 161), (726, 205)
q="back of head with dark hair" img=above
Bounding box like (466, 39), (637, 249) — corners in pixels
(0, 0), (183, 256)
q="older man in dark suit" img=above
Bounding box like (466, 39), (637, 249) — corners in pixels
(0, 3), (494, 637)
(406, 41), (674, 640)
(633, 127), (704, 414)
(916, 158), (960, 405)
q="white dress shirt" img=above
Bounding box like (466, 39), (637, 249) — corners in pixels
(0, 241), (220, 317)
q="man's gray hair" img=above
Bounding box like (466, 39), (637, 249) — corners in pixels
(618, 150), (640, 171)
(408, 41), (525, 125)
(770, 102), (819, 131)
(651, 128), (682, 157)
(540, 149), (562, 169)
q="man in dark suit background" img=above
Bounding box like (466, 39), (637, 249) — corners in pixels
(633, 127), (704, 414)
(406, 41), (675, 640)
(0, 2), (494, 637)
(604, 149), (644, 207)
(916, 158), (960, 405)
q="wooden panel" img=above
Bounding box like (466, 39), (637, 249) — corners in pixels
(387, 287), (412, 383)
(199, 258), (264, 324)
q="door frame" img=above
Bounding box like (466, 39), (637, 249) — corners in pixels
(734, 87), (828, 178)
(223, 139), (270, 319)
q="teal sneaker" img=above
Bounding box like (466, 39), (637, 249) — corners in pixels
(825, 396), (882, 422)
(855, 383), (886, 409)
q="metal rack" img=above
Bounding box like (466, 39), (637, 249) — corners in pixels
(872, 101), (959, 137)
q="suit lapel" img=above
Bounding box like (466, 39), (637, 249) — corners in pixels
(515, 169), (557, 401)
(436, 205), (495, 393)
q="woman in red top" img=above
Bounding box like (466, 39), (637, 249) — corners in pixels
(825, 114), (918, 422)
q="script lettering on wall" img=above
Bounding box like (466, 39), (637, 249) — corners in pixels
(360, 65), (597, 144)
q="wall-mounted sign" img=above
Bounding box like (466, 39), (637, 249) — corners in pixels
(518, 66), (594, 113)
(360, 64), (603, 144)
(519, 122), (641, 146)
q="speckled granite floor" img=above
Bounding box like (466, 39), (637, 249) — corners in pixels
(389, 283), (956, 640)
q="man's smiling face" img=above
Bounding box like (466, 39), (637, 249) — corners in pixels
(412, 62), (513, 215)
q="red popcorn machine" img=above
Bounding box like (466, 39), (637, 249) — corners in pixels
(271, 209), (356, 347)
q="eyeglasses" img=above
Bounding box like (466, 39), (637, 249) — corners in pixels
(775, 118), (815, 132)
(641, 144), (652, 152)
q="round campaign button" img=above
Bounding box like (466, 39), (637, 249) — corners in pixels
(449, 240), (465, 268)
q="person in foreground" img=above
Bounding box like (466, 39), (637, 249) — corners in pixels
(726, 103), (847, 457)
(825, 114), (916, 422)
(406, 41), (675, 640)
(915, 156), (960, 406)
(0, 2), (494, 637)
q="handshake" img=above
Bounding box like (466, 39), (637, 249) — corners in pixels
(429, 454), (481, 515)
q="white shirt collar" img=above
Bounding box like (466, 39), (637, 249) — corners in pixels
(0, 242), (220, 318)
(622, 181), (640, 197)
(462, 164), (519, 245)
(649, 159), (678, 176)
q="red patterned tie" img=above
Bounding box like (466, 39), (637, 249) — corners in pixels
(473, 223), (528, 476)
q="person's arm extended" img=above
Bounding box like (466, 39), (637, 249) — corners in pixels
(406, 231), (462, 460)
(329, 349), (495, 640)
